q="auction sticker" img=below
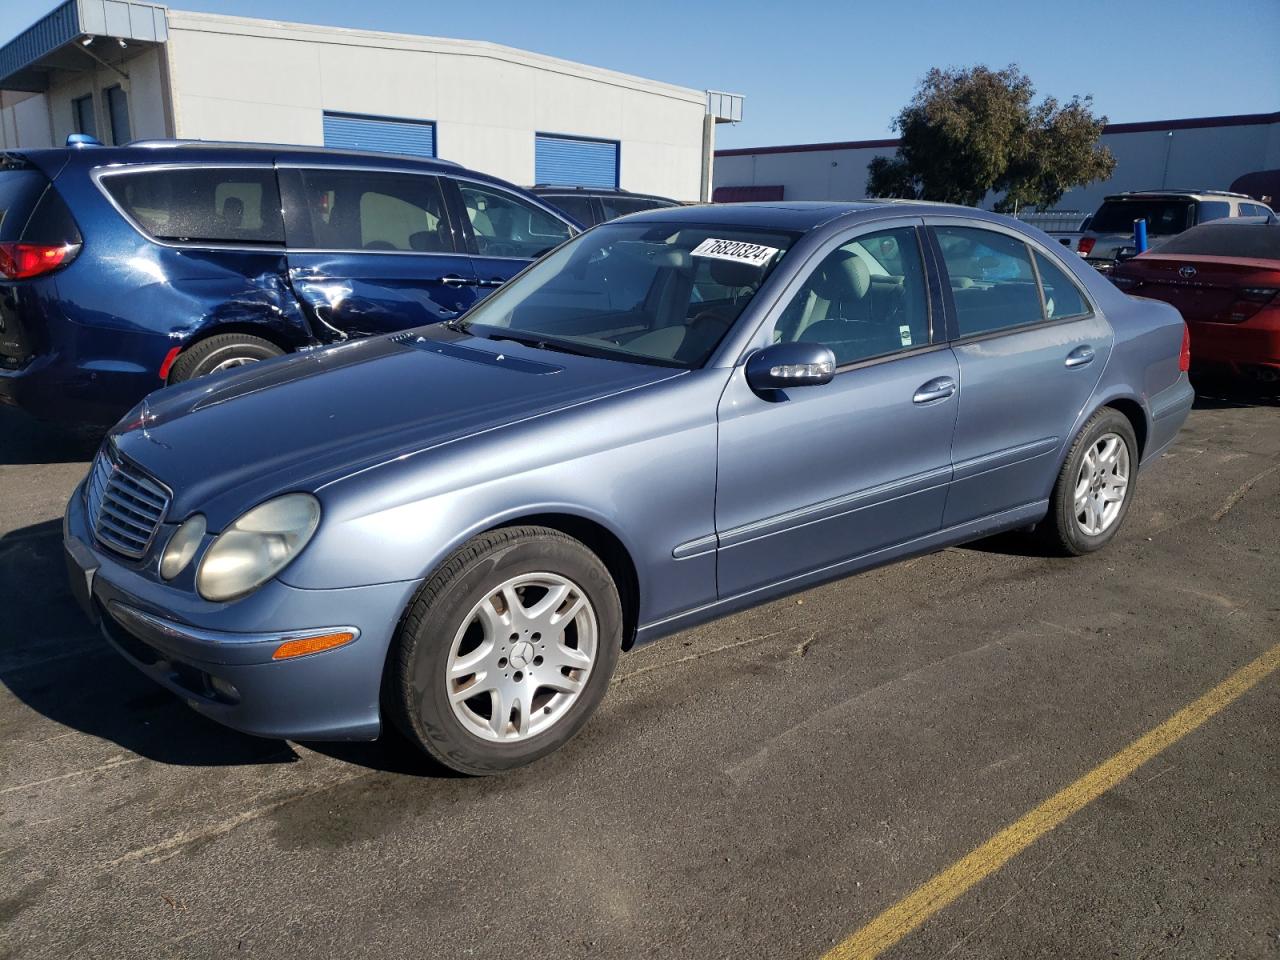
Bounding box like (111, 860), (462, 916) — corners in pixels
(691, 238), (780, 267)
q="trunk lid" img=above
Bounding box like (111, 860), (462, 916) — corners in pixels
(1118, 254), (1280, 324)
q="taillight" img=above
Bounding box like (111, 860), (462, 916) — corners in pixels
(0, 242), (80, 280)
(1077, 236), (1096, 256)
(1179, 324), (1191, 373)
(1238, 287), (1280, 304)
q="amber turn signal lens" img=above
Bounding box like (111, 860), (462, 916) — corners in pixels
(271, 631), (356, 661)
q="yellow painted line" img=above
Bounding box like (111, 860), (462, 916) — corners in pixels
(822, 640), (1280, 960)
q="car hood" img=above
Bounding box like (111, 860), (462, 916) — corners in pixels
(108, 328), (683, 524)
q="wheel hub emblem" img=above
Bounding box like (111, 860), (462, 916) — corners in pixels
(509, 640), (534, 670)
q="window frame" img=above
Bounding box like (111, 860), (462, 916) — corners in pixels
(923, 217), (1097, 345)
(92, 162), (286, 251)
(741, 216), (947, 376)
(276, 165), (459, 255)
(442, 176), (579, 261)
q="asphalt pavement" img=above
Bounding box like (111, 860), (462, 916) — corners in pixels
(1, 387), (1277, 960)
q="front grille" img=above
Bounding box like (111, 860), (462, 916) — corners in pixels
(85, 446), (171, 559)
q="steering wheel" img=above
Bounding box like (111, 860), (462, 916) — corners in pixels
(676, 307), (735, 363)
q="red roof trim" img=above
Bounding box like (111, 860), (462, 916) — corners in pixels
(715, 110), (1280, 159)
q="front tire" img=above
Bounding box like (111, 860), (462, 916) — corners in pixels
(387, 526), (622, 775)
(1042, 408), (1138, 556)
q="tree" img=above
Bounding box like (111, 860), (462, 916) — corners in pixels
(866, 65), (1115, 212)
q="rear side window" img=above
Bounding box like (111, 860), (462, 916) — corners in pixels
(281, 168), (453, 253)
(0, 170), (48, 241)
(1032, 252), (1089, 320)
(600, 196), (674, 220)
(1196, 200), (1231, 223)
(102, 167), (284, 245)
(934, 226), (1044, 337)
(542, 194), (596, 226)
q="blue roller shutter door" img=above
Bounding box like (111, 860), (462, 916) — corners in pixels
(322, 112), (436, 158)
(535, 134), (619, 188)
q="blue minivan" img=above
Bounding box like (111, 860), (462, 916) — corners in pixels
(0, 139), (579, 425)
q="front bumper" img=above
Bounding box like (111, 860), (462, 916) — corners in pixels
(64, 482), (422, 741)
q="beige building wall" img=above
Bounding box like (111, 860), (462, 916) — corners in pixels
(163, 11), (709, 200)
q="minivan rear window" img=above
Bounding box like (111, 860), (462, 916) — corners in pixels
(0, 170), (49, 241)
(1090, 199), (1194, 236)
(101, 167), (284, 245)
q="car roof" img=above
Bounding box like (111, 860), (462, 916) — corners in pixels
(1102, 190), (1254, 202)
(15, 139), (478, 178)
(531, 185), (676, 202)
(614, 199), (980, 231)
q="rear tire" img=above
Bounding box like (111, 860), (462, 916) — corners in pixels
(167, 333), (284, 383)
(387, 526), (622, 775)
(1041, 408), (1138, 556)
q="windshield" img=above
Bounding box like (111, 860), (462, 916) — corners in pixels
(457, 222), (795, 368)
(1153, 223), (1280, 260)
(1090, 199), (1194, 236)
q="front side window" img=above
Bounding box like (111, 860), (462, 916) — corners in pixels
(458, 222), (795, 368)
(457, 182), (572, 258)
(282, 169), (451, 253)
(773, 226), (930, 366)
(102, 167), (284, 244)
(935, 226), (1043, 337)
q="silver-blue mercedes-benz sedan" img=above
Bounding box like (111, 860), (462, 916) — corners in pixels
(64, 201), (1194, 774)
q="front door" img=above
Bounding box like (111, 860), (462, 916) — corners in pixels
(715, 222), (959, 598)
(926, 220), (1114, 526)
(279, 167), (478, 341)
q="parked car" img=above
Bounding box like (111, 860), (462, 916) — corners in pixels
(531, 185), (680, 226)
(1077, 190), (1274, 272)
(65, 201), (1193, 774)
(0, 138), (579, 426)
(1113, 218), (1280, 383)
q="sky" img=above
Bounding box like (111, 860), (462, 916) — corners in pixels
(3, 0), (1278, 149)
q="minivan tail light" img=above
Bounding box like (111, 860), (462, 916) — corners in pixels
(1179, 324), (1191, 373)
(1077, 236), (1096, 257)
(0, 242), (80, 280)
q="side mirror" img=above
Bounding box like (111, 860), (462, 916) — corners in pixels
(745, 342), (836, 392)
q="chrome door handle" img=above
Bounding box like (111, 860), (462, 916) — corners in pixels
(441, 274), (475, 287)
(476, 278), (506, 288)
(913, 377), (957, 404)
(1065, 345), (1095, 368)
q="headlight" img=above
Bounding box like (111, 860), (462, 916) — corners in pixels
(160, 514), (206, 580)
(196, 494), (320, 602)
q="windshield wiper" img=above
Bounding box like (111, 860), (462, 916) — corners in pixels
(482, 331), (597, 358)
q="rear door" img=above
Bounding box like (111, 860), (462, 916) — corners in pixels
(927, 218), (1113, 525)
(445, 178), (576, 294)
(279, 166), (477, 340)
